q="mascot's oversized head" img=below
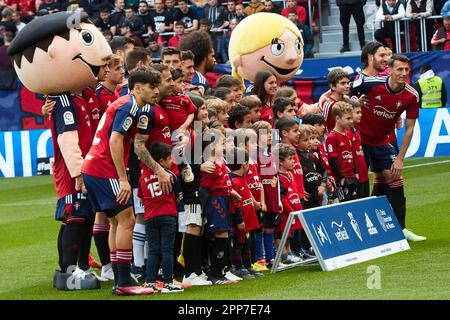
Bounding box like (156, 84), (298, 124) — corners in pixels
(229, 12), (304, 85)
(7, 11), (112, 95)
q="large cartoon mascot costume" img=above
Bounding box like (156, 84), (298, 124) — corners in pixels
(8, 12), (112, 290)
(229, 12), (304, 89)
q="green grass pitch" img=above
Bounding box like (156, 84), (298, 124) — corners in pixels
(1, 157), (450, 300)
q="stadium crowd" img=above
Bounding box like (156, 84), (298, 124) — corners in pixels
(1, 1), (435, 296)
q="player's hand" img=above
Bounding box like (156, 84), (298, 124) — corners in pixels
(230, 189), (242, 203)
(74, 175), (85, 193)
(200, 161), (215, 173)
(318, 89), (332, 105)
(42, 98), (56, 117)
(261, 203), (267, 212)
(237, 222), (245, 232)
(254, 201), (261, 211)
(390, 158), (403, 180)
(358, 94), (370, 107)
(318, 186), (325, 197)
(117, 179), (131, 205)
(340, 178), (345, 187)
(157, 168), (173, 194)
(304, 191), (311, 201)
(279, 202), (283, 212)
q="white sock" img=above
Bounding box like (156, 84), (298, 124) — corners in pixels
(132, 223), (146, 268)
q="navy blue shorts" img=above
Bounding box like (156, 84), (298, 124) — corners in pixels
(362, 143), (398, 173)
(83, 173), (132, 218)
(262, 212), (281, 229)
(55, 193), (93, 221)
(203, 195), (232, 238)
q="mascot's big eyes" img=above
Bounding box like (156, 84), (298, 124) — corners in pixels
(295, 39), (303, 55)
(79, 30), (94, 46)
(271, 40), (285, 56)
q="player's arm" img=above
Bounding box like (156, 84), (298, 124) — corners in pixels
(134, 132), (173, 194)
(391, 118), (416, 180)
(178, 113), (195, 132)
(53, 96), (85, 193)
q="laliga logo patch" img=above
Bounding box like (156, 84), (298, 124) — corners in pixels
(138, 115), (148, 129)
(64, 111), (75, 125)
(122, 117), (133, 131)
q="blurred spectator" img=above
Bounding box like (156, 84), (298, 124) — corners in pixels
(431, 15), (450, 50)
(173, 0), (199, 33)
(95, 7), (115, 34)
(406, 0), (433, 51)
(125, 47), (152, 72)
(168, 20), (187, 48)
(220, 0), (237, 28)
(12, 10), (25, 32)
(17, 0), (36, 22)
(38, 0), (62, 15)
(102, 29), (113, 42)
(287, 9), (313, 58)
(416, 64), (447, 108)
(62, 0), (83, 12)
(111, 0), (126, 27)
(120, 5), (145, 36)
(119, 20), (144, 46)
(0, 30), (13, 70)
(374, 0), (405, 53)
(149, 0), (174, 34)
(245, 0), (265, 15)
(204, 0), (225, 31)
(262, 0), (282, 14)
(234, 3), (246, 22)
(435, 0), (447, 15)
(336, 0), (366, 53)
(88, 0), (114, 20)
(282, 0), (307, 24)
(441, 0), (450, 16)
(0, 8), (17, 45)
(199, 17), (209, 32)
(165, 0), (176, 17)
(137, 1), (153, 37)
(217, 17), (238, 63)
(191, 0), (209, 20)
(2, 1), (18, 11)
(147, 33), (164, 62)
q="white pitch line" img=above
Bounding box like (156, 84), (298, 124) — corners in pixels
(367, 159), (450, 175)
(403, 159), (450, 169)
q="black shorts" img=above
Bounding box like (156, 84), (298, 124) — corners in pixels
(262, 212), (281, 229)
(362, 143), (398, 172)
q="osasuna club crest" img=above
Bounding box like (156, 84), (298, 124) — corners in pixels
(396, 100), (403, 109)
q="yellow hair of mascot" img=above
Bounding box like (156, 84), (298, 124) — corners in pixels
(229, 12), (304, 86)
(8, 11), (112, 95)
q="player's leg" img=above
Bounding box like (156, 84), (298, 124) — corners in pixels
(108, 217), (119, 289)
(93, 212), (111, 277)
(77, 213), (94, 271)
(57, 222), (66, 272)
(131, 186), (146, 275)
(114, 206), (136, 287)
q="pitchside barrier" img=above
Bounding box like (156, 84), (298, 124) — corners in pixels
(271, 196), (410, 273)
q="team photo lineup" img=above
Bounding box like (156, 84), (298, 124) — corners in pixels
(3, 0), (442, 298)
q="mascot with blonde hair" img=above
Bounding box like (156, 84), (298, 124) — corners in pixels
(8, 11), (112, 290)
(229, 12), (304, 87)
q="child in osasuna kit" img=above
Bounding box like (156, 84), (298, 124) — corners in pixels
(138, 142), (184, 293)
(239, 95), (262, 123)
(346, 99), (370, 198)
(228, 146), (264, 279)
(326, 101), (359, 202)
(199, 128), (240, 285)
(320, 68), (351, 135)
(249, 121), (281, 267)
(275, 143), (304, 264)
(273, 97), (297, 123)
(159, 68), (197, 183)
(301, 112), (338, 205)
(234, 128), (268, 272)
(275, 117), (306, 259)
